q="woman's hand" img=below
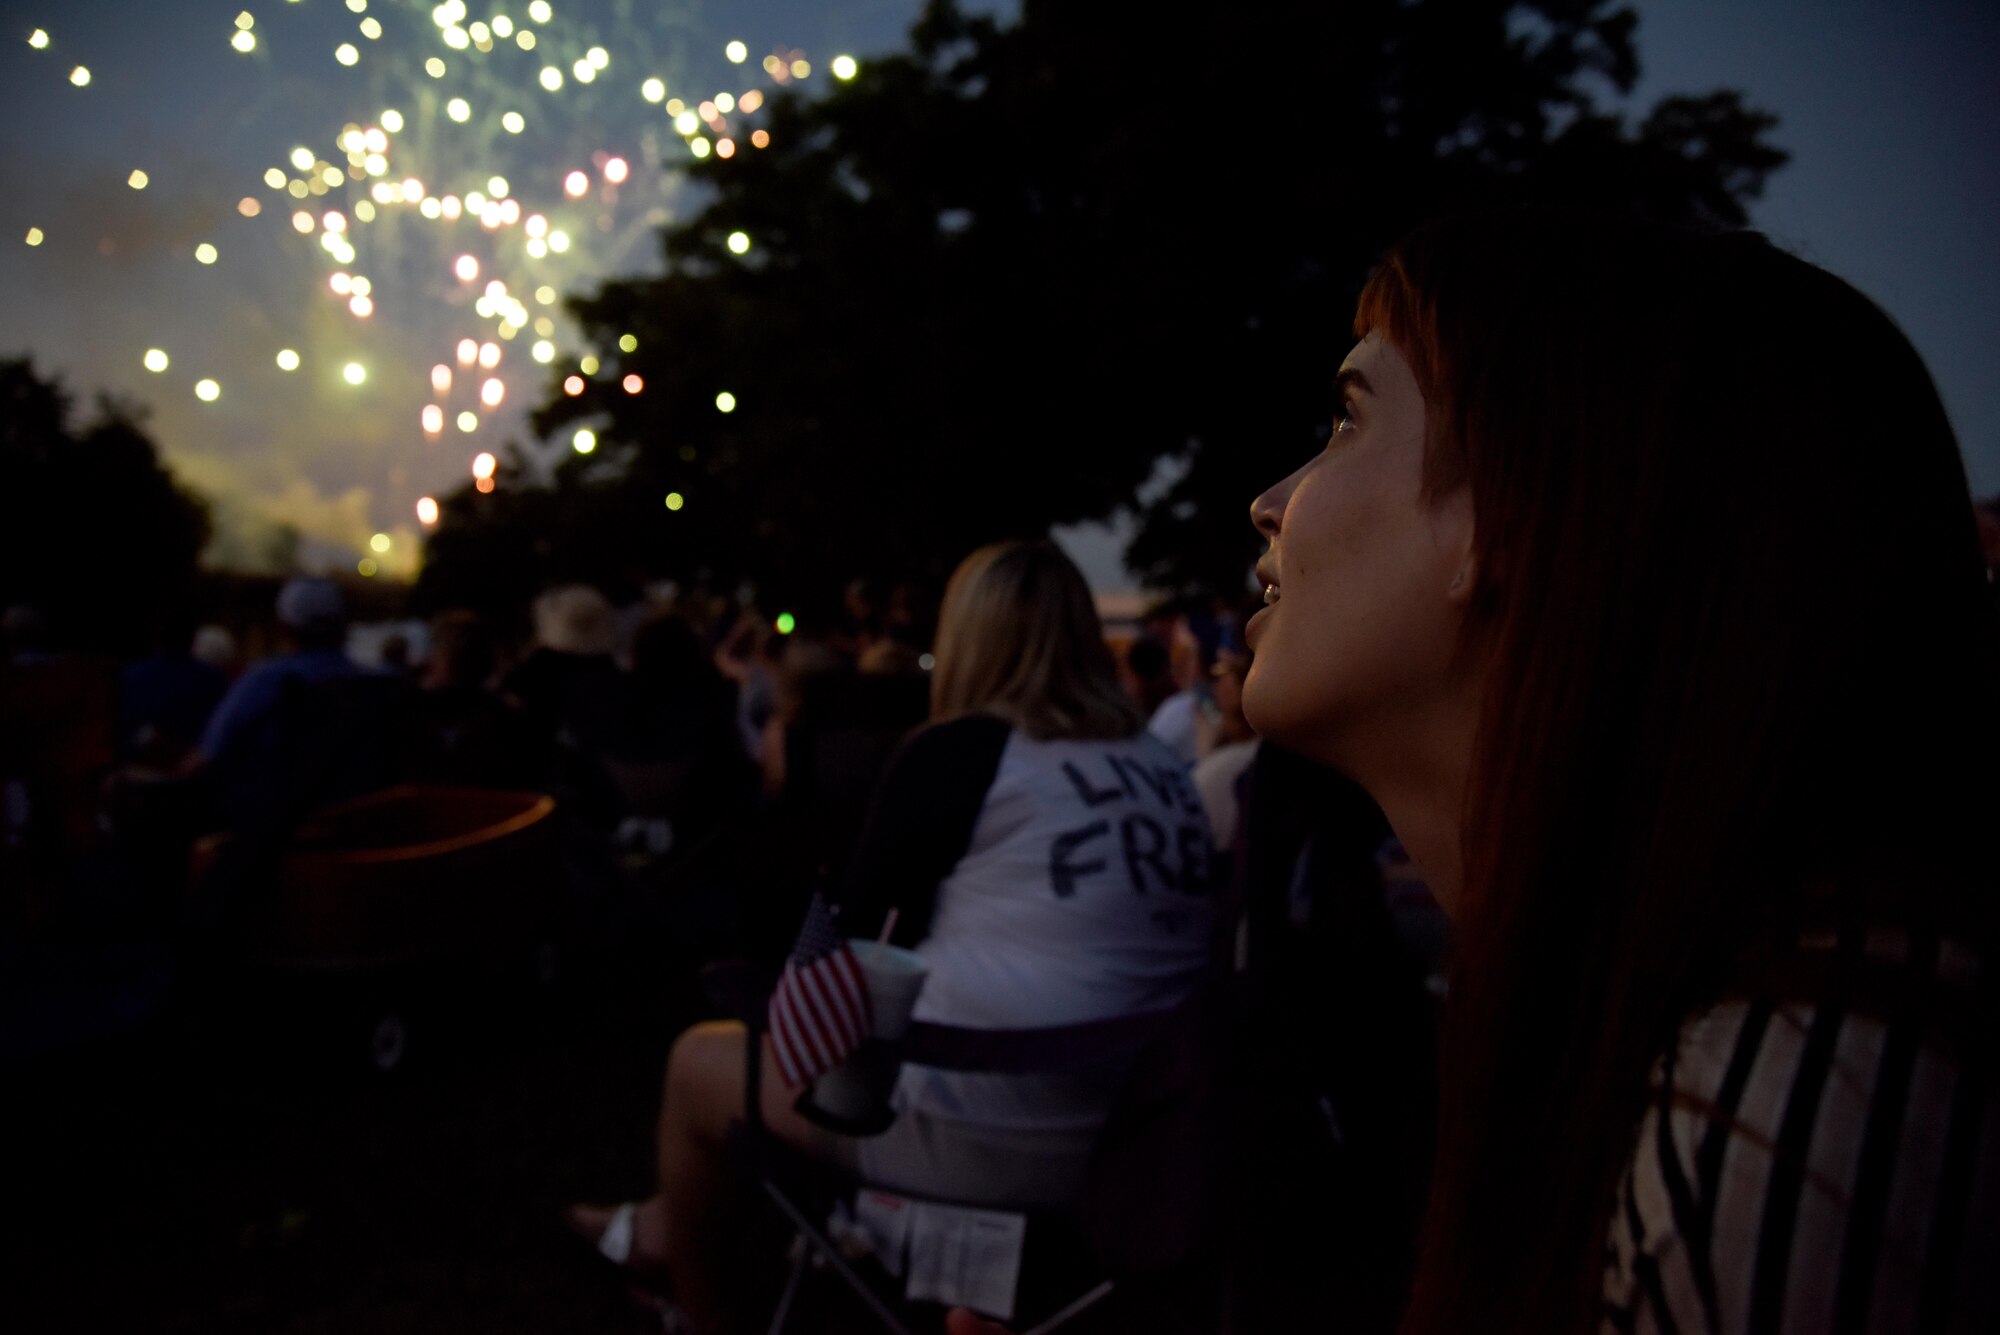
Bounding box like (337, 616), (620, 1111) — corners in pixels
(944, 1309), (1014, 1335)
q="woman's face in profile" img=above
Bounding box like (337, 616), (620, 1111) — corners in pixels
(1242, 331), (1475, 766)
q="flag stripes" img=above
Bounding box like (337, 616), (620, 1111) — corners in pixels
(767, 894), (875, 1088)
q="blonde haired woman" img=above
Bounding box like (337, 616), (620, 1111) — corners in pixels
(568, 540), (1217, 1331)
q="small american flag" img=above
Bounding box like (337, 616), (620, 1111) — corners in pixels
(767, 894), (875, 1088)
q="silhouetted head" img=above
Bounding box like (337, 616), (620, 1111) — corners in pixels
(275, 578), (347, 652)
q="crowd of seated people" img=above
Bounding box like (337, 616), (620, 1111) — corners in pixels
(4, 538), (1446, 1328)
(2, 568), (968, 954)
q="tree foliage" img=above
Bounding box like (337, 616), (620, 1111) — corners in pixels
(419, 0), (1787, 607)
(0, 359), (211, 652)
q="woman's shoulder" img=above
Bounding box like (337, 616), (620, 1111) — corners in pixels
(1603, 932), (1996, 1333)
(881, 714), (1014, 785)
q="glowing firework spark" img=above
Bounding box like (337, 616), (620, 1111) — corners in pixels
(55, 1), (829, 561)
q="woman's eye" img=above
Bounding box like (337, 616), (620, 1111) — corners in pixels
(1330, 402), (1358, 437)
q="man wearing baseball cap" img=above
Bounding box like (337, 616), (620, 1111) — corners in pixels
(193, 577), (365, 819)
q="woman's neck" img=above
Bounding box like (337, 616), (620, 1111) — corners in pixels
(1342, 689), (1480, 919)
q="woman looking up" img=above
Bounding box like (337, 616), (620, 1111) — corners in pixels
(1239, 209), (1999, 1332)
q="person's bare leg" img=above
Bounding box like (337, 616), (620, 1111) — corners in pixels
(657, 1019), (829, 1332)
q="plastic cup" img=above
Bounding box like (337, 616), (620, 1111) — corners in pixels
(808, 941), (929, 1128)
(848, 938), (928, 1039)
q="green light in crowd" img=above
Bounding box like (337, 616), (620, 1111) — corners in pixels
(774, 612), (796, 635)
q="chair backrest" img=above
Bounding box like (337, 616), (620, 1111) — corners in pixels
(890, 983), (1224, 1275)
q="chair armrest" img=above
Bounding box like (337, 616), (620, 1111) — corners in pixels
(700, 959), (778, 1135)
(900, 1003), (1186, 1074)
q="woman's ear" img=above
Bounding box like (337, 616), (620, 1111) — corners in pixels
(1437, 486), (1479, 608)
(1448, 554), (1478, 607)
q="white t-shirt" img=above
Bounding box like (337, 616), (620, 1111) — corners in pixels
(891, 728), (1216, 1136)
(1147, 690), (1202, 767)
(1193, 738), (1259, 852)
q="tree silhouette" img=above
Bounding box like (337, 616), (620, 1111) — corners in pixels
(419, 0), (1787, 608)
(0, 359), (211, 653)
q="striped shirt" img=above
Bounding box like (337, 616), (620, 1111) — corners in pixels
(1602, 931), (1997, 1334)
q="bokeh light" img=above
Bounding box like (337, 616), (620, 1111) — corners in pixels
(472, 451), (496, 479)
(195, 378), (220, 402)
(832, 55), (859, 80)
(276, 348), (301, 370)
(665, 492), (684, 511)
(143, 348), (168, 372)
(775, 613), (797, 636)
(416, 496), (439, 525)
(343, 361), (366, 385)
(573, 428), (597, 453)
(715, 390), (737, 413)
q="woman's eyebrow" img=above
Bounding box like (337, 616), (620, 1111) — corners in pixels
(1334, 367), (1374, 399)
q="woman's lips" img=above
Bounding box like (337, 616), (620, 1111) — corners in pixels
(1245, 600), (1274, 648)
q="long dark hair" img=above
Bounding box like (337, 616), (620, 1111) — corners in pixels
(1358, 211), (2000, 1331)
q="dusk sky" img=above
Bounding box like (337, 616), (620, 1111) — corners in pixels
(2, 1), (1995, 592)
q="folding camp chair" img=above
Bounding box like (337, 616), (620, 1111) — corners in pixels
(704, 962), (1219, 1335)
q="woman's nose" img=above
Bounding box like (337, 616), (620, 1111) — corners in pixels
(1250, 468), (1299, 542)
